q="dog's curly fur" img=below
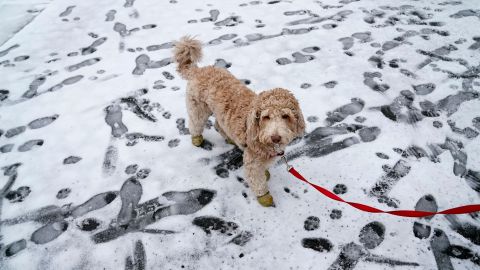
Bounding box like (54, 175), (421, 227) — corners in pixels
(174, 36), (305, 204)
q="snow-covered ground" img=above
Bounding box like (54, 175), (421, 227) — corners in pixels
(0, 0), (53, 46)
(1, 0), (479, 269)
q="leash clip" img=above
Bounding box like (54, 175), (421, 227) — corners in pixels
(281, 155), (292, 171)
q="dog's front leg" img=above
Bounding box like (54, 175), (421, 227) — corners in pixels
(244, 149), (274, 207)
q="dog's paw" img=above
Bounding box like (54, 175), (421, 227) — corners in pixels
(191, 135), (204, 147)
(225, 137), (236, 146)
(265, 170), (270, 181)
(257, 192), (274, 207)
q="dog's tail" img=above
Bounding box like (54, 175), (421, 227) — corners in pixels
(174, 36), (202, 80)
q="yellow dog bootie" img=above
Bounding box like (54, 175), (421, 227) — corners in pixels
(265, 170), (270, 181)
(257, 192), (274, 207)
(191, 135), (204, 147)
(225, 137), (236, 146)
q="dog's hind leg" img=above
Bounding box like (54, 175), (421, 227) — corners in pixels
(214, 120), (236, 145)
(214, 120), (227, 138)
(186, 96), (211, 147)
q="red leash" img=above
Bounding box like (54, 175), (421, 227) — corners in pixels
(287, 166), (480, 217)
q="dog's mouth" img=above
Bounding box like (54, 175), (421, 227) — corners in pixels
(274, 144), (285, 156)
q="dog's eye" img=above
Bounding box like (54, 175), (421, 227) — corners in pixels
(262, 115), (270, 120)
(282, 114), (290, 119)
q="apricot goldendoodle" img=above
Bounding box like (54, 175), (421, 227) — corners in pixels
(174, 36), (305, 207)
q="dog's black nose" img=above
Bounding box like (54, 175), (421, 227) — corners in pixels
(271, 135), (281, 143)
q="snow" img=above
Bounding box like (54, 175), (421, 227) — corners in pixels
(0, 0), (53, 46)
(0, 0), (479, 269)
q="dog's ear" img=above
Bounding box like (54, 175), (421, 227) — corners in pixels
(246, 106), (260, 145)
(294, 109), (306, 136)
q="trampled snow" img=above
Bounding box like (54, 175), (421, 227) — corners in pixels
(0, 0), (479, 269)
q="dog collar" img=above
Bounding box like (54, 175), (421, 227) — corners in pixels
(270, 150), (284, 158)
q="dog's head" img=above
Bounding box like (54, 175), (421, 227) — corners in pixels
(246, 88), (305, 155)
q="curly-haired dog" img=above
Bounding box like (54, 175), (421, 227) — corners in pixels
(174, 36), (305, 207)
